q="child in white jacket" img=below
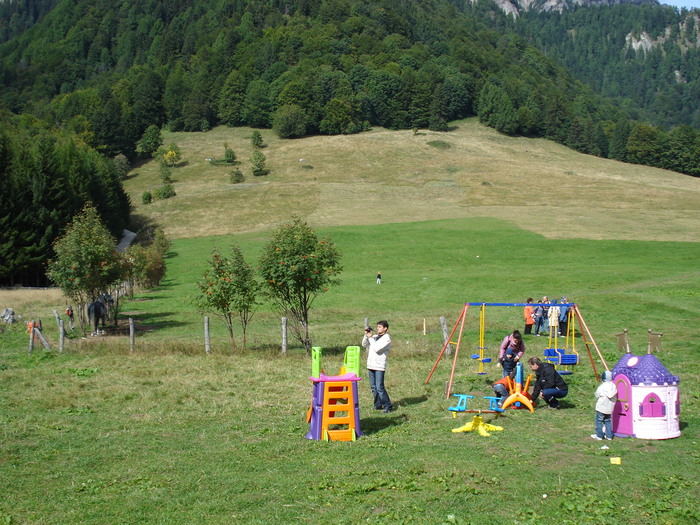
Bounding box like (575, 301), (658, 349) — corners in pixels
(591, 370), (617, 441)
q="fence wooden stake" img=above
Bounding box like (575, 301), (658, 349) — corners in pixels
(423, 318), (426, 335)
(281, 317), (287, 354)
(28, 326), (35, 353)
(440, 316), (451, 356)
(204, 316), (211, 354)
(129, 318), (135, 353)
(59, 320), (65, 353)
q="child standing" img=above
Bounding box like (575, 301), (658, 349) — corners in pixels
(591, 370), (617, 441)
(497, 330), (525, 377)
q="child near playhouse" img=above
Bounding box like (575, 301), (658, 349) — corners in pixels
(591, 370), (617, 442)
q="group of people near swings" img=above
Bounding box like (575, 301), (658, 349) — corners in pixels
(495, 329), (568, 409)
(495, 326), (616, 442)
(523, 296), (571, 337)
(361, 306), (615, 442)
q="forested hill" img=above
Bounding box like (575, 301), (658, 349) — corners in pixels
(470, 1), (700, 131)
(0, 0), (697, 177)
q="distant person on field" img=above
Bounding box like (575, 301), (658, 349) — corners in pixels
(591, 370), (617, 441)
(362, 320), (394, 413)
(498, 330), (525, 377)
(528, 357), (568, 409)
(523, 298), (535, 335)
(376, 271), (382, 284)
(542, 296), (550, 333)
(66, 305), (75, 330)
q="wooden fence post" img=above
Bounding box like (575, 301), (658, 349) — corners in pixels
(204, 316), (211, 354)
(35, 328), (51, 350)
(59, 320), (65, 353)
(28, 325), (35, 354)
(281, 317), (287, 354)
(129, 318), (135, 353)
(440, 316), (452, 356)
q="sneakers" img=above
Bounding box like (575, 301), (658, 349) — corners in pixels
(591, 434), (603, 441)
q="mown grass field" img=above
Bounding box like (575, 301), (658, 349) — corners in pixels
(1, 120), (699, 524)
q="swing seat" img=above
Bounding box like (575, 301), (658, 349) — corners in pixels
(544, 348), (579, 371)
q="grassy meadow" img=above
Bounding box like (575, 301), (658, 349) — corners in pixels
(1, 119), (700, 524)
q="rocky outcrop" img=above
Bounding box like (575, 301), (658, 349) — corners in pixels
(483, 0), (660, 18)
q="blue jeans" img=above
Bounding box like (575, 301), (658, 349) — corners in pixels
(595, 411), (613, 439)
(541, 387), (567, 408)
(534, 317), (544, 334)
(493, 383), (509, 404)
(368, 369), (392, 410)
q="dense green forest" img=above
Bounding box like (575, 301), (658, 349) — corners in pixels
(501, 3), (700, 131)
(0, 0), (698, 286)
(0, 112), (131, 286)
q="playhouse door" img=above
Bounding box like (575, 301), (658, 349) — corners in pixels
(613, 377), (633, 437)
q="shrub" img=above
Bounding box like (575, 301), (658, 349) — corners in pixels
(251, 130), (265, 148)
(272, 104), (308, 138)
(159, 162), (172, 182)
(251, 150), (269, 176)
(230, 169), (245, 184)
(113, 154), (130, 180)
(154, 184), (176, 200)
(224, 143), (237, 164)
(142, 191), (152, 204)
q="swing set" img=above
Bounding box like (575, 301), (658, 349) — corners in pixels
(425, 302), (608, 398)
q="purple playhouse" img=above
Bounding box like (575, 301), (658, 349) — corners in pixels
(611, 351), (681, 440)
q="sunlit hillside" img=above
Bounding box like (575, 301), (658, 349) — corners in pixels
(126, 118), (700, 243)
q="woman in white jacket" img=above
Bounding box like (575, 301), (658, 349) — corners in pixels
(362, 320), (394, 413)
(592, 370), (617, 440)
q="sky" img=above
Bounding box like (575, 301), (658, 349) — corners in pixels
(660, 0), (700, 9)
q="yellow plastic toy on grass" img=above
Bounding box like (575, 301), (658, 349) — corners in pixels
(452, 413), (504, 437)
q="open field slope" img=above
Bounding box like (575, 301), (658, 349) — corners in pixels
(1, 120), (699, 524)
(127, 118), (700, 243)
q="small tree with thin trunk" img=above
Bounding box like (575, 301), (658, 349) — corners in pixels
(258, 218), (342, 353)
(251, 130), (265, 148)
(195, 246), (260, 349)
(251, 149), (268, 176)
(47, 204), (123, 334)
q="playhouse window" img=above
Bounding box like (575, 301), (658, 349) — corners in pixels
(639, 393), (665, 417)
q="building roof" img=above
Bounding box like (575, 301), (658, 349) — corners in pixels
(612, 353), (679, 386)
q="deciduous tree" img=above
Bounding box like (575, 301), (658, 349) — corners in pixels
(195, 246), (260, 349)
(47, 204), (123, 334)
(258, 218), (342, 353)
